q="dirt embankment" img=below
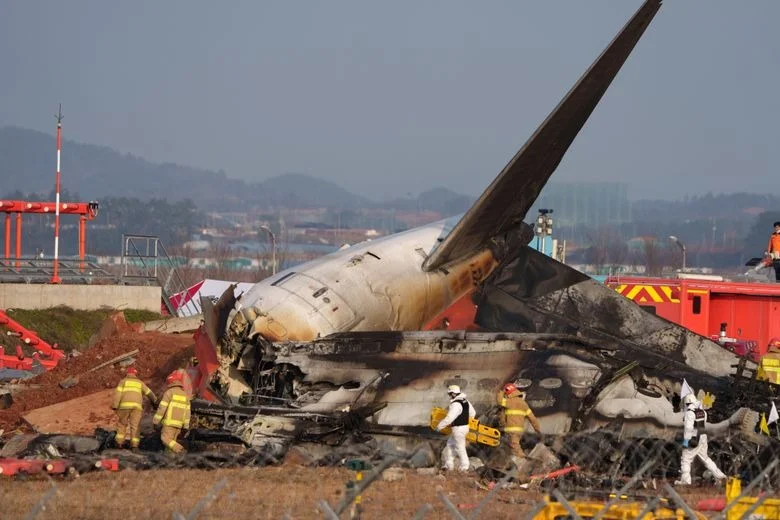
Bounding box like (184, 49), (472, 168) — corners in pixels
(1, 307), (163, 353)
(0, 329), (194, 433)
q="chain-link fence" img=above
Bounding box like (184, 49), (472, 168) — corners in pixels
(8, 431), (780, 519)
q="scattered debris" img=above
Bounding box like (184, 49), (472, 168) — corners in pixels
(0, 389), (11, 409)
(58, 349), (139, 388)
(141, 315), (203, 334)
(0, 308), (65, 362)
(381, 467), (404, 482)
(0, 331), (193, 433)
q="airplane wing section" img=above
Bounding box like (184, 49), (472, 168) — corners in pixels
(424, 0), (661, 271)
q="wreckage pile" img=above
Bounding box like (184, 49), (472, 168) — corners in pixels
(0, 316), (194, 434)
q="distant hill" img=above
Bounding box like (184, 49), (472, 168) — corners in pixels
(380, 187), (475, 215)
(252, 173), (371, 210)
(3, 126), (778, 225)
(0, 127), (371, 211)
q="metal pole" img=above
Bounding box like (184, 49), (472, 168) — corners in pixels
(682, 245), (687, 272)
(260, 225), (277, 275)
(271, 231), (276, 275)
(15, 213), (22, 269)
(4, 213), (10, 259)
(79, 216), (86, 271)
(51, 104), (63, 284)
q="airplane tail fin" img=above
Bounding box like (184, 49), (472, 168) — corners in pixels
(424, 0), (662, 272)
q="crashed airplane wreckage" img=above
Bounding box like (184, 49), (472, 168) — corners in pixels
(185, 0), (771, 450)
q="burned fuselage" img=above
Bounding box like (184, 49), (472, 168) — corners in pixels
(200, 328), (752, 443)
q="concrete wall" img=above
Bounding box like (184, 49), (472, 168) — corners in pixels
(0, 284), (161, 312)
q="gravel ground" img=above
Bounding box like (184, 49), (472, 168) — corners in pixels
(0, 463), (730, 520)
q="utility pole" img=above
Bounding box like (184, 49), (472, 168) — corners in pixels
(260, 225), (276, 275)
(669, 235), (686, 272)
(51, 104), (63, 284)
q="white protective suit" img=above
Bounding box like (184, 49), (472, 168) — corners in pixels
(436, 393), (476, 471)
(675, 399), (726, 485)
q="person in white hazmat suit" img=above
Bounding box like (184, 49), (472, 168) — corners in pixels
(674, 393), (726, 486)
(435, 385), (476, 472)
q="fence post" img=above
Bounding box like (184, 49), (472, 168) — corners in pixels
(24, 485), (58, 520)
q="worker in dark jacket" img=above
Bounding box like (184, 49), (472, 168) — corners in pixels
(153, 370), (191, 453)
(112, 366), (156, 449)
(497, 383), (541, 457)
(767, 221), (780, 282)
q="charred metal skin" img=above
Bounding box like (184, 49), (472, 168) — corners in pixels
(474, 245), (741, 378)
(201, 330), (757, 444)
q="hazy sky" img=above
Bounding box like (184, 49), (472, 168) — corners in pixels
(2, 1), (778, 201)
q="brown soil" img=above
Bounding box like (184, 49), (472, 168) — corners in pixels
(0, 330), (194, 433)
(22, 390), (118, 435)
(0, 466), (540, 519)
(0, 464), (727, 520)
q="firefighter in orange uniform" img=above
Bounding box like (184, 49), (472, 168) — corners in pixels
(767, 221), (780, 282)
(112, 366), (157, 449)
(497, 383), (541, 458)
(153, 371), (191, 453)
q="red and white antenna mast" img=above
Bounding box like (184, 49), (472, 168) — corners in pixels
(51, 104), (63, 284)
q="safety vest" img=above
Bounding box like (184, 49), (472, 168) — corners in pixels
(154, 386), (191, 428)
(501, 392), (535, 433)
(758, 354), (780, 384)
(451, 397), (471, 426)
(768, 233), (780, 255)
(113, 376), (153, 410)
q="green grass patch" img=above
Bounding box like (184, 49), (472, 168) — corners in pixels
(123, 309), (164, 324)
(1, 307), (162, 352)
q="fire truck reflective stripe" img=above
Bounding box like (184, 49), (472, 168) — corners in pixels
(624, 285), (643, 299)
(660, 285), (681, 303)
(687, 289), (709, 295)
(614, 284), (680, 304)
(625, 285), (664, 303)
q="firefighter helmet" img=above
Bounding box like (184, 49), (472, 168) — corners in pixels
(166, 370), (183, 386)
(503, 383), (518, 395)
(447, 385), (461, 395)
(126, 366), (138, 376)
